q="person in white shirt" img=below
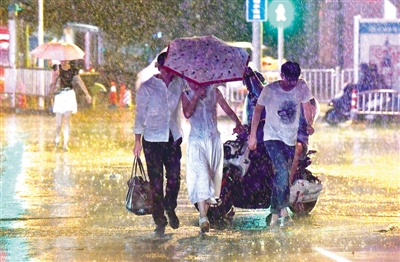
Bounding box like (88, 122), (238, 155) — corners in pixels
(248, 61), (315, 229)
(182, 82), (243, 233)
(133, 52), (185, 238)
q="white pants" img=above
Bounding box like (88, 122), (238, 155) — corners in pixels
(186, 133), (223, 204)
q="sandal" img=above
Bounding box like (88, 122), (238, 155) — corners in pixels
(206, 197), (218, 205)
(280, 216), (294, 227)
(199, 216), (210, 233)
(269, 219), (281, 231)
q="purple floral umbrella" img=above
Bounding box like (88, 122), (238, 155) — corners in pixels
(164, 35), (250, 85)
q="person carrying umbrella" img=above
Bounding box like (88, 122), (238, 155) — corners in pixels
(50, 60), (92, 151)
(30, 42), (91, 151)
(163, 35), (249, 233)
(182, 82), (244, 233)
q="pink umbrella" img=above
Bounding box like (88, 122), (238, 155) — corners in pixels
(30, 42), (85, 61)
(164, 35), (250, 85)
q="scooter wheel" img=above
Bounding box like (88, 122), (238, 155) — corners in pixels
(323, 108), (340, 125)
(289, 201), (317, 216)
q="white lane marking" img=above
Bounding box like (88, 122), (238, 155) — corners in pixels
(314, 247), (352, 262)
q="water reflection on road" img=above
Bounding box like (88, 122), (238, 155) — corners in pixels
(0, 110), (399, 261)
(1, 116), (29, 261)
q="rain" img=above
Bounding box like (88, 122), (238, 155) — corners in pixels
(1, 1), (400, 261)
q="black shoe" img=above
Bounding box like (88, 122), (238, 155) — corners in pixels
(154, 221), (167, 238)
(166, 210), (180, 229)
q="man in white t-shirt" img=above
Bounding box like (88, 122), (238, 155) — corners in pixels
(248, 61), (314, 228)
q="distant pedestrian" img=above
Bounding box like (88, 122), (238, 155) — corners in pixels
(248, 61), (314, 228)
(119, 83), (132, 108)
(50, 60), (91, 151)
(133, 52), (186, 238)
(182, 82), (243, 233)
(109, 81), (118, 108)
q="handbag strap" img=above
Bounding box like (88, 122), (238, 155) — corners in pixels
(131, 157), (150, 181)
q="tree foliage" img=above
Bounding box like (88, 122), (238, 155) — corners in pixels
(0, 0), (322, 84)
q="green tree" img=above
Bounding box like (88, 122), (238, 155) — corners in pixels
(1, 0), (322, 80)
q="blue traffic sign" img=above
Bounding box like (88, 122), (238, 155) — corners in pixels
(246, 0), (267, 22)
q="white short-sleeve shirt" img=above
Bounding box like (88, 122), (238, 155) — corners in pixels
(257, 79), (312, 146)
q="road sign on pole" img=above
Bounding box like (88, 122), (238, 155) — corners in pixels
(268, 1), (294, 28)
(268, 1), (294, 70)
(246, 0), (267, 22)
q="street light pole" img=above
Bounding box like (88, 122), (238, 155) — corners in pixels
(278, 25), (283, 71)
(268, 1), (294, 72)
(8, 4), (17, 108)
(252, 22), (262, 71)
(246, 0), (267, 71)
(38, 0), (44, 109)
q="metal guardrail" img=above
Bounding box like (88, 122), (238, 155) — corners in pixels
(4, 68), (53, 96)
(1, 67), (354, 109)
(223, 68), (354, 107)
(357, 89), (400, 115)
(264, 68), (354, 103)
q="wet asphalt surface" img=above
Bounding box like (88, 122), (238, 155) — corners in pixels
(0, 105), (399, 262)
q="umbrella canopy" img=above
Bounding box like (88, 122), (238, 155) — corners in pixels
(164, 35), (250, 85)
(91, 82), (107, 93)
(30, 42), (85, 61)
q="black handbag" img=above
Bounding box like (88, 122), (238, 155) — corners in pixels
(125, 157), (153, 215)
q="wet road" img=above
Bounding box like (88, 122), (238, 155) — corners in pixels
(1, 107), (399, 261)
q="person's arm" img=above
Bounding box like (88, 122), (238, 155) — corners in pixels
(302, 101), (315, 135)
(311, 98), (320, 124)
(248, 103), (264, 150)
(133, 85), (150, 157)
(73, 75), (92, 103)
(216, 88), (243, 134)
(299, 80), (315, 135)
(50, 70), (60, 93)
(133, 134), (142, 157)
(133, 85), (149, 134)
(181, 87), (206, 119)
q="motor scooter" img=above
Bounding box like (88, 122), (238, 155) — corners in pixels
(323, 83), (355, 125)
(207, 70), (323, 228)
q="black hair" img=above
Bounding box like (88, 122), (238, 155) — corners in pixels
(157, 52), (167, 66)
(281, 61), (301, 78)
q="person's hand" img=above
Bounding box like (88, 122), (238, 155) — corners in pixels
(248, 135), (257, 151)
(85, 94), (92, 104)
(133, 142), (142, 157)
(233, 123), (244, 135)
(52, 88), (60, 95)
(195, 87), (207, 100)
(306, 125), (314, 135)
(244, 66), (254, 77)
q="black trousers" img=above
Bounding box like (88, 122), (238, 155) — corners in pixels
(142, 134), (182, 226)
